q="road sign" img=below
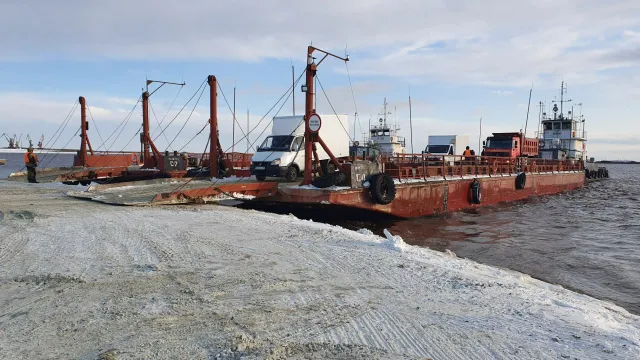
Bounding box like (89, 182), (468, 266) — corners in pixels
(308, 114), (322, 133)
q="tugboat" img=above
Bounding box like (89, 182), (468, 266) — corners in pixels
(537, 82), (608, 179)
(367, 98), (406, 157)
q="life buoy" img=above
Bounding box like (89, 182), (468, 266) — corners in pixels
(369, 173), (396, 205)
(515, 172), (526, 190)
(470, 179), (482, 204)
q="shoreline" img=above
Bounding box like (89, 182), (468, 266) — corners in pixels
(0, 181), (638, 359)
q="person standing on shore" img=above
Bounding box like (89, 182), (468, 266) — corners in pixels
(24, 147), (38, 183)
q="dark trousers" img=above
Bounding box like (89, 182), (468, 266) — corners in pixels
(26, 165), (36, 183)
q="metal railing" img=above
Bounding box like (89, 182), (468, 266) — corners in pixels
(190, 152), (253, 169)
(380, 154), (584, 180)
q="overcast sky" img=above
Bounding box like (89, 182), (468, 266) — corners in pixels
(1, 0), (639, 160)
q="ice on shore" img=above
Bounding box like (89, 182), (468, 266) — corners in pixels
(0, 187), (638, 359)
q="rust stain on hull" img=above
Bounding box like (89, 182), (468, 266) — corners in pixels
(270, 172), (585, 218)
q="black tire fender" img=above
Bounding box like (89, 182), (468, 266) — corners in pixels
(585, 169), (591, 179)
(311, 171), (346, 189)
(470, 179), (482, 204)
(515, 172), (526, 190)
(369, 173), (396, 205)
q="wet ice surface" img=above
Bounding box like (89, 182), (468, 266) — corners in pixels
(0, 182), (638, 359)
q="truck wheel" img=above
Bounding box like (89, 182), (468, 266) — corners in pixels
(284, 166), (298, 182)
(369, 173), (396, 205)
(255, 175), (266, 181)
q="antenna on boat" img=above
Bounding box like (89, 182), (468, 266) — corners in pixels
(247, 108), (250, 154)
(537, 101), (544, 139)
(378, 98), (391, 127)
(552, 81), (571, 118)
(479, 116), (482, 152)
(291, 60), (295, 116)
(232, 83), (236, 154)
(409, 87), (414, 154)
(524, 86), (532, 136)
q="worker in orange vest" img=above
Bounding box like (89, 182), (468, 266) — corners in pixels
(24, 147), (38, 183)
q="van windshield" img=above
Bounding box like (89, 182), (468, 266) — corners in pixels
(258, 136), (294, 152)
(425, 145), (451, 154)
(486, 139), (513, 149)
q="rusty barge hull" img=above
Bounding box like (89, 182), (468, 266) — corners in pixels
(270, 171), (585, 218)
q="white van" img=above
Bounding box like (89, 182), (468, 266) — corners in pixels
(251, 115), (349, 181)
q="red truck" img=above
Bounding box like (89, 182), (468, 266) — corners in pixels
(482, 132), (539, 158)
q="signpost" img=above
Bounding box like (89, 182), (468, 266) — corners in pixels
(308, 114), (322, 133)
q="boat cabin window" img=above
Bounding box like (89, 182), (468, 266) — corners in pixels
(553, 122), (561, 130)
(562, 122), (572, 130)
(543, 122), (552, 130)
(257, 135), (294, 152)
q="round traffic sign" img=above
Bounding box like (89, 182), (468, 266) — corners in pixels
(308, 114), (322, 133)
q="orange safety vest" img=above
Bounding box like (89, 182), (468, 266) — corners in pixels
(463, 149), (472, 156)
(24, 152), (37, 164)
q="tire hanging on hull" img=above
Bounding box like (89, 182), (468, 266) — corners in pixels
(369, 173), (396, 205)
(470, 179), (482, 204)
(515, 172), (526, 190)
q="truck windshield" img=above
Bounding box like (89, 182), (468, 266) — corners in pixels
(258, 136), (295, 152)
(426, 145), (451, 154)
(486, 139), (512, 149)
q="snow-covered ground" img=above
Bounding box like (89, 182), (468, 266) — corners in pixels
(0, 181), (638, 359)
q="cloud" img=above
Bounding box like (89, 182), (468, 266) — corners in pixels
(492, 90), (513, 96)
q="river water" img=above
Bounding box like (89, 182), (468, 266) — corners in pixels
(2, 154), (639, 315)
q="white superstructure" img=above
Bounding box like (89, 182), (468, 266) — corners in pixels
(536, 82), (588, 161)
(367, 98), (406, 156)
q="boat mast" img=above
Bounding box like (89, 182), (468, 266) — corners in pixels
(409, 91), (414, 154)
(524, 87), (532, 136)
(208, 75), (218, 177)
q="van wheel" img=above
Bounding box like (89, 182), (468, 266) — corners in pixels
(284, 166), (298, 182)
(256, 175), (266, 181)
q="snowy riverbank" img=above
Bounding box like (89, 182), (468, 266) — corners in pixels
(0, 182), (639, 359)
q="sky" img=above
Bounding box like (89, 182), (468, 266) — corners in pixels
(1, 0), (640, 160)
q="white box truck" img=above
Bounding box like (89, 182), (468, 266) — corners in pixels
(424, 135), (470, 164)
(251, 114), (349, 181)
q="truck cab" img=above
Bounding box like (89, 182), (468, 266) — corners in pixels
(483, 132), (539, 158)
